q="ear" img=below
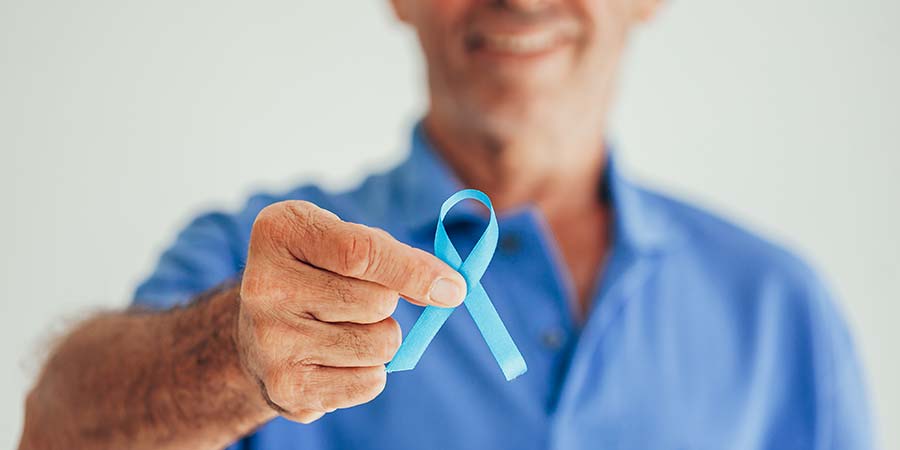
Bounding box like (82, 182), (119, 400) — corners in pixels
(634, 0), (664, 23)
(389, 0), (412, 24)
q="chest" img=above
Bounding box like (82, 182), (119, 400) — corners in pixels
(236, 208), (815, 450)
(240, 265), (756, 450)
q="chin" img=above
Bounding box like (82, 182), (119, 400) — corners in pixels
(463, 99), (549, 139)
(466, 80), (561, 126)
(474, 57), (574, 90)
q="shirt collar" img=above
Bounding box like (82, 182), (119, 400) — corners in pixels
(390, 123), (672, 254)
(605, 152), (672, 255)
(392, 123), (478, 230)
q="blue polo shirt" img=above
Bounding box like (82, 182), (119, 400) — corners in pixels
(134, 126), (874, 449)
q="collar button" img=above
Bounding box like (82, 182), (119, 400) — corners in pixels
(540, 329), (566, 350)
(499, 233), (521, 253)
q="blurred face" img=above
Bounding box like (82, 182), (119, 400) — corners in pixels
(392, 0), (660, 138)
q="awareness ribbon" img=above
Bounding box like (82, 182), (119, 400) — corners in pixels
(386, 189), (527, 381)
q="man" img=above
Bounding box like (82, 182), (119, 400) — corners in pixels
(19, 0), (873, 449)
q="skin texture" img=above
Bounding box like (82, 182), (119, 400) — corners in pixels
(19, 0), (661, 448)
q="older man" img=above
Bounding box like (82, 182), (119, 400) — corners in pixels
(19, 0), (873, 449)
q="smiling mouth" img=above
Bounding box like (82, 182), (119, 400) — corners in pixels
(466, 27), (577, 56)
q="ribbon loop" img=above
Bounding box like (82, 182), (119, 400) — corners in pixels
(386, 189), (527, 381)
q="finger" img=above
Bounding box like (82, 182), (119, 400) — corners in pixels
(269, 365), (387, 417)
(269, 262), (400, 324)
(292, 317), (402, 367)
(264, 201), (467, 307)
(281, 410), (325, 424)
(315, 365), (387, 411)
(400, 294), (428, 307)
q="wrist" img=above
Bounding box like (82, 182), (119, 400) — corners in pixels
(203, 284), (277, 422)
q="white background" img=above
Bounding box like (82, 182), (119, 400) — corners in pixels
(2, 1), (897, 448)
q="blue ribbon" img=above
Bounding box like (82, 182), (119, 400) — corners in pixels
(386, 189), (527, 381)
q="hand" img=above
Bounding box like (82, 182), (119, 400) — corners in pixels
(236, 200), (467, 423)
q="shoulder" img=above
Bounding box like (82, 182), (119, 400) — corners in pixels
(635, 185), (873, 448)
(638, 186), (862, 371)
(636, 185), (849, 344)
(643, 186), (822, 293)
(641, 187), (874, 446)
(133, 171), (398, 306)
(193, 165), (406, 257)
(229, 169), (401, 235)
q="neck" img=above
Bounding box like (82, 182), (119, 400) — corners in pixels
(423, 113), (607, 220)
(422, 112), (612, 319)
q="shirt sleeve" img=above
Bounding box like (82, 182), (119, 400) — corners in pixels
(808, 276), (877, 450)
(132, 211), (247, 309)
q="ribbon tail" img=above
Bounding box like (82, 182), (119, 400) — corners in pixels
(465, 283), (528, 381)
(385, 306), (454, 373)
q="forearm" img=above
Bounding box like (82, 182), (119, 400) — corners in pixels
(19, 283), (276, 450)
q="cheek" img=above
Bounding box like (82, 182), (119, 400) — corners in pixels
(425, 0), (470, 17)
(418, 0), (470, 33)
(416, 1), (471, 70)
(579, 0), (634, 55)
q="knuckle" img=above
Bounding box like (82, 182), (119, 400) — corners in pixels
(338, 231), (377, 278)
(250, 204), (294, 258)
(386, 319), (402, 352)
(252, 201), (320, 255)
(320, 368), (386, 411)
(291, 410), (325, 424)
(267, 282), (297, 312)
(241, 274), (306, 326)
(385, 320), (403, 360)
(290, 201), (333, 236)
(287, 324), (319, 362)
(283, 201), (342, 253)
(371, 289), (399, 321)
(357, 368), (388, 403)
(370, 227), (393, 240)
(240, 269), (279, 305)
(408, 250), (439, 288)
(262, 366), (296, 410)
(268, 365), (323, 413)
(259, 365), (280, 388)
(340, 374), (369, 406)
(247, 321), (290, 369)
(284, 200), (316, 217)
(351, 287), (398, 324)
(373, 320), (402, 363)
(293, 367), (325, 411)
(345, 328), (369, 359)
(254, 319), (289, 354)
(325, 326), (365, 359)
(239, 271), (264, 303)
(252, 203), (289, 239)
(323, 275), (356, 306)
(250, 316), (272, 349)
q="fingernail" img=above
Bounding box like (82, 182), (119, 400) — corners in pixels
(429, 277), (465, 307)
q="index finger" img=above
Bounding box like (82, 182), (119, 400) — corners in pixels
(267, 201), (467, 307)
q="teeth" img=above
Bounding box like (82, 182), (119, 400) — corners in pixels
(482, 31), (560, 54)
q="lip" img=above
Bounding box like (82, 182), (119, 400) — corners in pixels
(465, 27), (577, 60)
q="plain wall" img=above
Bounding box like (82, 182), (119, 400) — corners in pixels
(2, 1), (897, 447)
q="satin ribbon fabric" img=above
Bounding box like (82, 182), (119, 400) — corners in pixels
(386, 189), (527, 381)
